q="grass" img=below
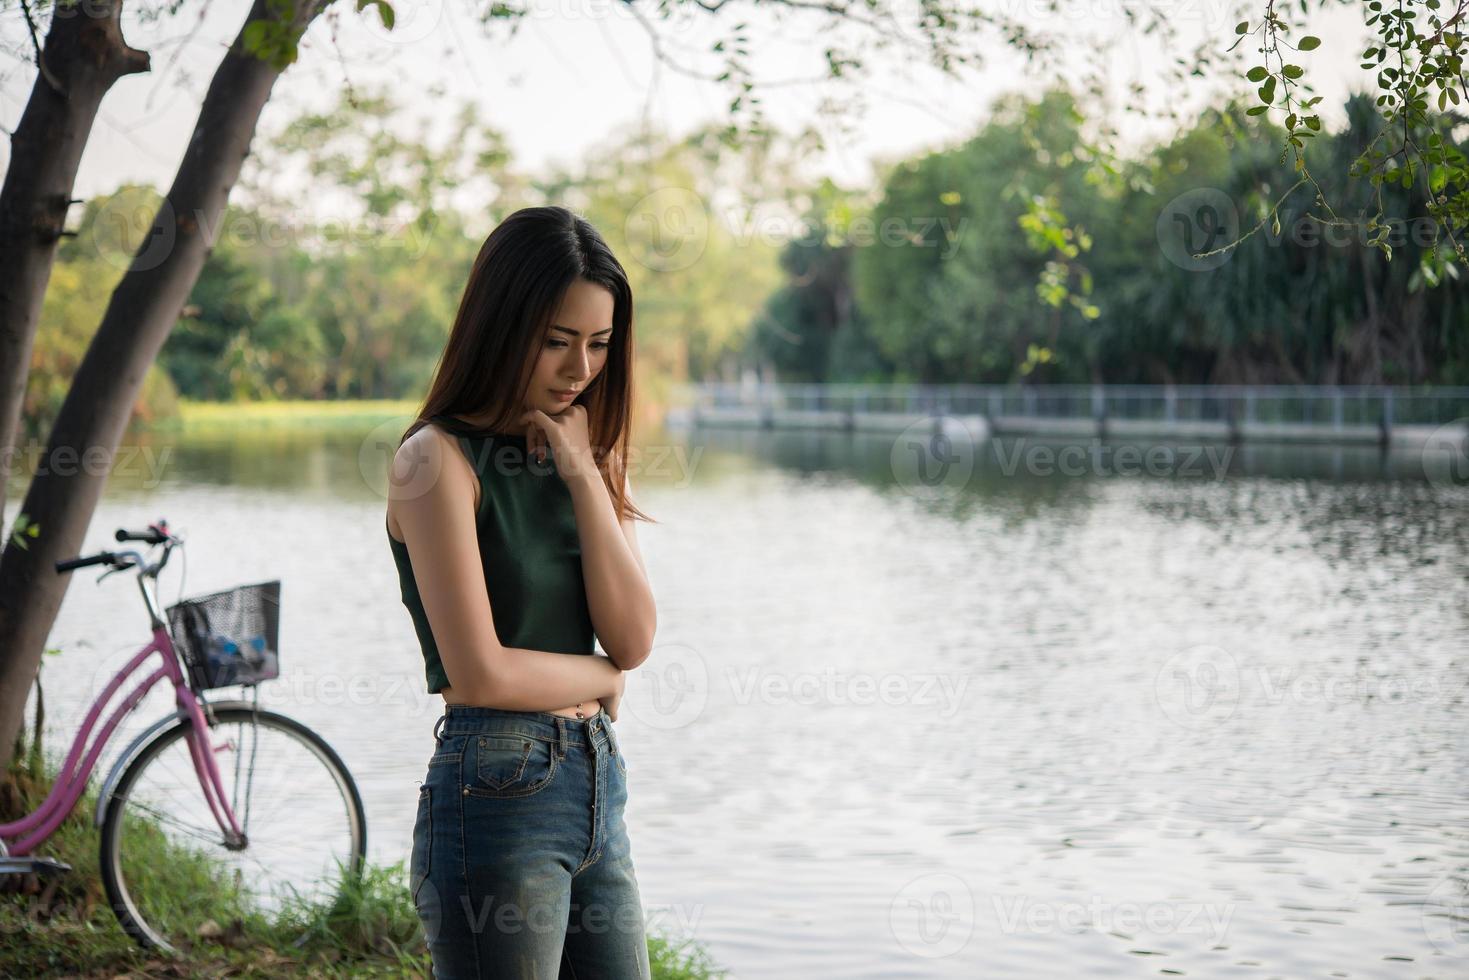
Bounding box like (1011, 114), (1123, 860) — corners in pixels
(144, 399), (426, 432)
(1, 739), (725, 978)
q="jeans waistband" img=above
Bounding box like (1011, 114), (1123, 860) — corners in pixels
(435, 703), (609, 747)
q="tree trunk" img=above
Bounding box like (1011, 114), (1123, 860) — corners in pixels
(0, 0), (327, 774)
(0, 1), (148, 521)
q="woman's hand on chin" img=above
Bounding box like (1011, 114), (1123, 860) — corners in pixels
(521, 406), (599, 483)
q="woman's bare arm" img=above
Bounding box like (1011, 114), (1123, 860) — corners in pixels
(390, 425), (622, 709)
(565, 453), (656, 670)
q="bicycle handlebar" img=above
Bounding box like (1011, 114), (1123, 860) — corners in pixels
(115, 524), (170, 544)
(54, 519), (180, 578)
(55, 551), (122, 573)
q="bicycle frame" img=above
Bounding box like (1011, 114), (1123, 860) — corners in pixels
(0, 585), (245, 859)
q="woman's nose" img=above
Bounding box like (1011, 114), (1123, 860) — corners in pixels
(565, 348), (591, 379)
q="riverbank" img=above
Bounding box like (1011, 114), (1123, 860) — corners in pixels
(141, 399), (423, 432)
(1, 743), (724, 978)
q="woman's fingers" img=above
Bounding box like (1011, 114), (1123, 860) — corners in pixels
(521, 410), (547, 462)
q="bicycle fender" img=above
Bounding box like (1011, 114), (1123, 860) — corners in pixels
(93, 699), (261, 827)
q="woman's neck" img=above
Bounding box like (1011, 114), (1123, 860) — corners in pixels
(443, 410), (528, 440)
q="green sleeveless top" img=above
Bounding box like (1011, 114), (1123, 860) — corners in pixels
(387, 413), (596, 693)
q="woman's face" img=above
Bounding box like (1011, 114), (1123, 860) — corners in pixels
(525, 279), (614, 417)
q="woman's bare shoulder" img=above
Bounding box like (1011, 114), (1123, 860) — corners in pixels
(387, 423), (480, 534)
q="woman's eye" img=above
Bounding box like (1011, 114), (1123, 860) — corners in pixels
(548, 341), (610, 350)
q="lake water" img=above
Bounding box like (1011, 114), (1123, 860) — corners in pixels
(12, 417), (1469, 978)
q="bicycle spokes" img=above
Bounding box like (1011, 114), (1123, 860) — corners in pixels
(100, 708), (365, 953)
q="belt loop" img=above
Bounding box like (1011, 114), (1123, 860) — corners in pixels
(432, 712), (446, 746)
(555, 716), (567, 760)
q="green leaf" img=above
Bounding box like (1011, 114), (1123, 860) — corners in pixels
(1247, 66), (1269, 82)
(1247, 105), (1270, 115)
(1299, 36), (1321, 51)
(356, 0), (394, 30)
(1283, 64), (1304, 79)
(242, 19), (267, 52)
(1236, 21), (1249, 34)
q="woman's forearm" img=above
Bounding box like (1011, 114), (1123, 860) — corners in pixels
(566, 470), (656, 669)
(458, 647), (622, 712)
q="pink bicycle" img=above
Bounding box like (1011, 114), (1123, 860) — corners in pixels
(0, 519), (366, 954)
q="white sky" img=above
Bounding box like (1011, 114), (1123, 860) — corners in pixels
(1, 0), (1376, 215)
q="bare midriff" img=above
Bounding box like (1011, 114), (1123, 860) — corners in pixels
(439, 684), (598, 719)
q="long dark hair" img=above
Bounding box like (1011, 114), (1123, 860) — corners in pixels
(401, 205), (653, 525)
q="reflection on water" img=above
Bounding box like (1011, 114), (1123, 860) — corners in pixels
(16, 419), (1469, 978)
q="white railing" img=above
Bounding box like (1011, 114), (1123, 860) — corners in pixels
(675, 382), (1469, 429)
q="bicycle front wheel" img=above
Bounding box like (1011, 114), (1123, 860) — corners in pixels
(99, 704), (367, 954)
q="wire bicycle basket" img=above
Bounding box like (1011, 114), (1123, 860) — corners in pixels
(165, 580), (281, 689)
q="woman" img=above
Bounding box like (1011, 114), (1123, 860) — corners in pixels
(385, 205), (657, 978)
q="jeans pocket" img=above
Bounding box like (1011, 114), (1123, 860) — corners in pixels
(466, 732), (559, 799)
(409, 784), (432, 907)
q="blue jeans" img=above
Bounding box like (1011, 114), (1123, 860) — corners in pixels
(410, 704), (652, 979)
